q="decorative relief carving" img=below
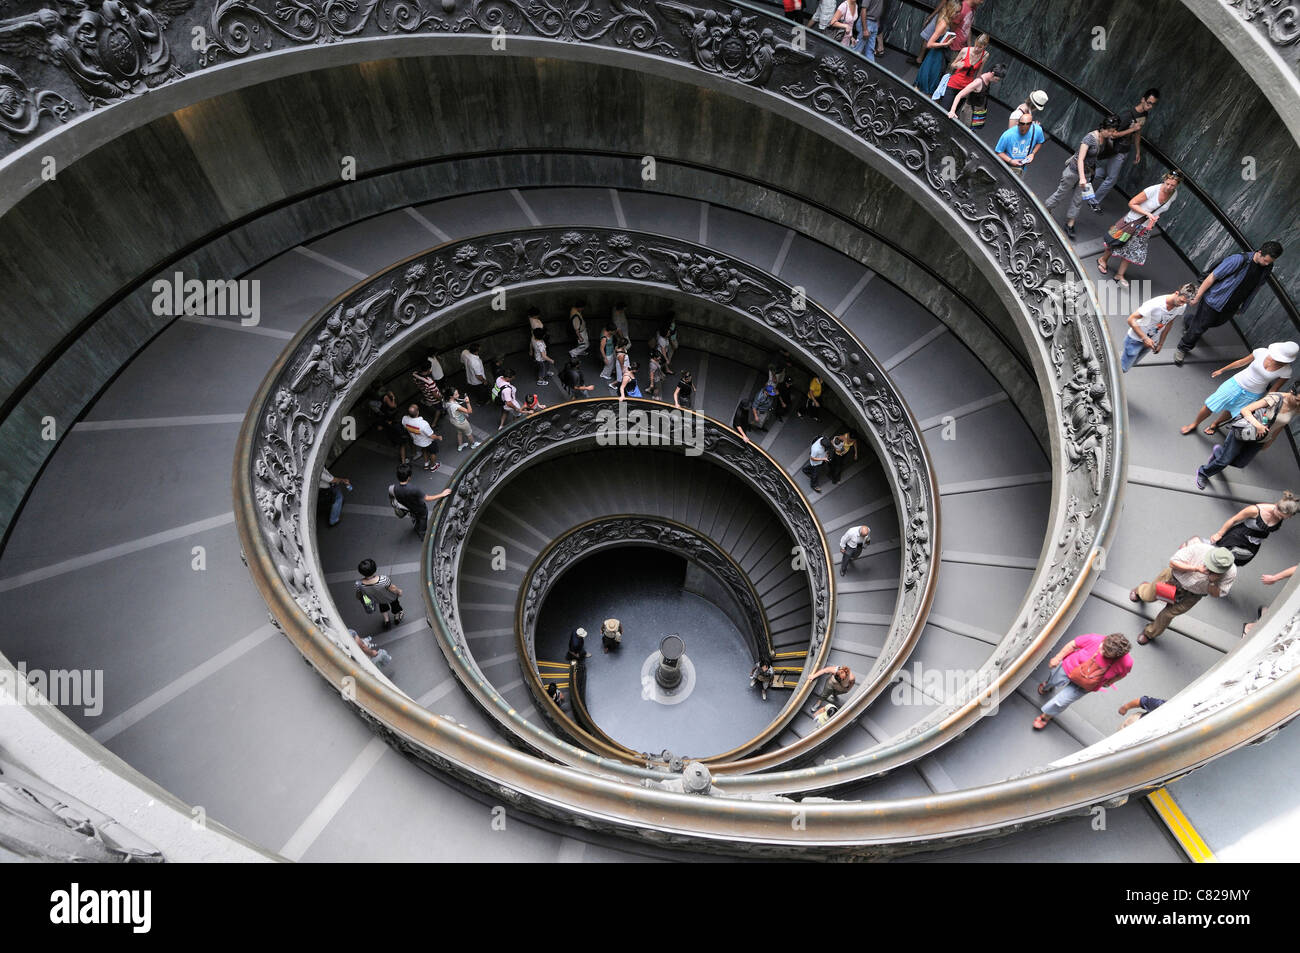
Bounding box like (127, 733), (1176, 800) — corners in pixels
(0, 0), (193, 115)
(1228, 0), (1300, 61)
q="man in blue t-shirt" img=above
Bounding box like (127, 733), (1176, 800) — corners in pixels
(994, 112), (1046, 174)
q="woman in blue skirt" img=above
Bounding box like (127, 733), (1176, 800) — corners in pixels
(914, 0), (960, 98)
(1181, 341), (1298, 436)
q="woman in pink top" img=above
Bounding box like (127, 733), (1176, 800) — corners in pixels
(1033, 633), (1132, 730)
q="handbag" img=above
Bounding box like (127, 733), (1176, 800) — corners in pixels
(1226, 396), (1276, 443)
(1067, 652), (1121, 691)
(1107, 218), (1135, 244)
(1154, 582), (1179, 603)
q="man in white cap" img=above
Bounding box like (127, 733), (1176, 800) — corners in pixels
(1129, 540), (1237, 643)
(1008, 90), (1048, 128)
(567, 627), (591, 660)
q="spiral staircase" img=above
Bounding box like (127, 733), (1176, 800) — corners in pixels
(2, 0), (1299, 862)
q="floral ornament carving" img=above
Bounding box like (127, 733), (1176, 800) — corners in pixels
(0, 0), (193, 106)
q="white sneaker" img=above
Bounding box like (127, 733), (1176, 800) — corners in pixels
(374, 649), (393, 667)
(470, 441), (482, 448)
(457, 444), (467, 452)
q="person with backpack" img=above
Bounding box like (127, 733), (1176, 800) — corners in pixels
(355, 558), (405, 630)
(493, 368), (524, 429)
(752, 381), (780, 429)
(1174, 242), (1284, 363)
(390, 463), (451, 539)
(568, 300), (589, 360)
(1033, 633), (1132, 730)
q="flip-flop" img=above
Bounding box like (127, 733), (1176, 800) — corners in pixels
(1179, 425), (1196, 435)
(1032, 715), (1051, 730)
(1096, 258), (1108, 275)
(1037, 681), (1049, 696)
(1204, 425), (1218, 436)
(1116, 276), (1129, 287)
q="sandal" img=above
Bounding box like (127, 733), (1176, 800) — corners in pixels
(1179, 424), (1196, 435)
(1204, 425), (1218, 436)
(1032, 715), (1051, 730)
(1096, 258), (1108, 276)
(1037, 681), (1049, 696)
(1116, 276), (1129, 288)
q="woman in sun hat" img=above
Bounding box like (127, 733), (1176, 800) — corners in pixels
(1009, 89), (1048, 127)
(1181, 341), (1298, 436)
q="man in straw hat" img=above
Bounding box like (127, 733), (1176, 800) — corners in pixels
(1129, 540), (1238, 643)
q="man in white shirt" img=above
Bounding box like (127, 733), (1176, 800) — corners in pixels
(461, 344), (487, 402)
(401, 404), (442, 471)
(1121, 283), (1194, 372)
(1130, 540), (1236, 642)
(318, 467), (351, 526)
(801, 436), (831, 493)
(839, 525), (871, 577)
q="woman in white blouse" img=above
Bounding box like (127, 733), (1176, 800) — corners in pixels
(1096, 170), (1182, 286)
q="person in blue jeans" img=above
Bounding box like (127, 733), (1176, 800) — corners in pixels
(853, 0), (883, 61)
(319, 467), (351, 526)
(1119, 284), (1193, 372)
(1196, 389), (1300, 488)
(1033, 633), (1132, 730)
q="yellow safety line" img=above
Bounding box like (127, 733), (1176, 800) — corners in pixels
(536, 661), (568, 668)
(774, 667), (803, 673)
(772, 651), (807, 659)
(538, 671), (567, 680)
(1147, 788), (1217, 863)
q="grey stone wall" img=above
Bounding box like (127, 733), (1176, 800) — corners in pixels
(890, 0), (1300, 349)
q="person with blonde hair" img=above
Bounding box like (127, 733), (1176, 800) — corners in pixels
(938, 32), (990, 113)
(1097, 170), (1182, 286)
(1208, 493), (1299, 567)
(914, 0), (960, 95)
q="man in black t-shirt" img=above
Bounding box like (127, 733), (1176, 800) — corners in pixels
(392, 463), (451, 539)
(1094, 88), (1158, 205)
(560, 360), (594, 400)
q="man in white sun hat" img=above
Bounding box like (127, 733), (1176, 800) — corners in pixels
(566, 627), (591, 661)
